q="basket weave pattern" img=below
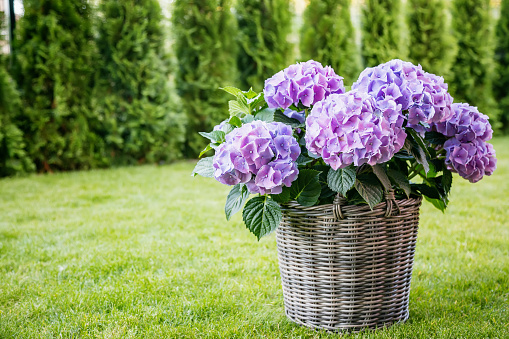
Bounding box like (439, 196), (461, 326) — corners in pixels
(276, 195), (422, 332)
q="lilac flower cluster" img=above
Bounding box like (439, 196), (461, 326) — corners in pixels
(443, 138), (497, 183)
(433, 103), (497, 183)
(352, 59), (453, 131)
(264, 60), (345, 110)
(305, 90), (407, 170)
(212, 121), (300, 194)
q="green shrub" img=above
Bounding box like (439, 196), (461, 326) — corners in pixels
(450, 0), (498, 123)
(361, 0), (406, 67)
(172, 0), (238, 156)
(95, 0), (185, 165)
(236, 0), (293, 91)
(13, 0), (105, 171)
(494, 0), (509, 133)
(0, 66), (34, 177)
(300, 0), (360, 83)
(407, 0), (455, 77)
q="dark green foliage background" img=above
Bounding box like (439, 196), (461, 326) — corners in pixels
(236, 0), (293, 92)
(172, 0), (238, 157)
(450, 0), (499, 123)
(13, 0), (106, 171)
(300, 0), (360, 84)
(361, 0), (406, 67)
(407, 0), (455, 77)
(494, 0), (509, 132)
(95, 0), (185, 165)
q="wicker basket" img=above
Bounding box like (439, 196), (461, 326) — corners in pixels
(276, 192), (422, 332)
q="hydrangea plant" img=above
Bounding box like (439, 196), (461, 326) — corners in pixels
(192, 60), (497, 239)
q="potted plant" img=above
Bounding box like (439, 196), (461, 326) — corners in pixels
(192, 59), (497, 332)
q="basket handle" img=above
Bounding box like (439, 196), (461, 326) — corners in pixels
(384, 189), (401, 217)
(333, 190), (401, 220)
(333, 194), (347, 221)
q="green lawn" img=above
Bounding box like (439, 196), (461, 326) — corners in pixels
(1, 138), (508, 339)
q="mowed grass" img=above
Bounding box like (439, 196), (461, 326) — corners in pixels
(0, 138), (508, 339)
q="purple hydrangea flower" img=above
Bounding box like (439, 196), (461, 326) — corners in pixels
(213, 119), (229, 132)
(282, 108), (305, 124)
(264, 60), (345, 110)
(352, 59), (453, 132)
(305, 90), (407, 170)
(443, 137), (497, 183)
(433, 103), (493, 143)
(212, 121), (300, 194)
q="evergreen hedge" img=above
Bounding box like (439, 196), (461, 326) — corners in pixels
(407, 0), (455, 76)
(361, 0), (405, 67)
(450, 0), (498, 123)
(494, 0), (509, 132)
(173, 0), (238, 156)
(300, 0), (360, 83)
(95, 0), (185, 165)
(13, 0), (105, 172)
(236, 0), (293, 91)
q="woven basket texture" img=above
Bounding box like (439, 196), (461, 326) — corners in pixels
(276, 195), (422, 332)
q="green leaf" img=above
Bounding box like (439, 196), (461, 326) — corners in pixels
(372, 164), (392, 191)
(254, 108), (275, 122)
(424, 196), (446, 212)
(248, 93), (265, 111)
(296, 154), (313, 166)
(199, 144), (213, 158)
(229, 100), (249, 117)
(404, 135), (430, 174)
(424, 131), (447, 145)
(241, 114), (254, 124)
(441, 168), (453, 195)
(354, 173), (384, 209)
(243, 88), (258, 99)
(228, 116), (242, 127)
(225, 184), (249, 221)
(327, 165), (356, 196)
(242, 196), (282, 240)
(198, 131), (225, 144)
(289, 169), (321, 206)
(412, 183), (441, 199)
(221, 86), (244, 98)
(191, 157), (214, 178)
(273, 110), (304, 127)
(407, 128), (432, 158)
(387, 168), (411, 198)
(271, 187), (291, 204)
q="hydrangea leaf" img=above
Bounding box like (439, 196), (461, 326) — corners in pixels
(289, 169), (321, 206)
(225, 184), (249, 221)
(271, 187), (291, 204)
(198, 144), (213, 158)
(254, 108), (275, 122)
(387, 168), (411, 198)
(404, 133), (430, 174)
(228, 116), (242, 127)
(192, 157), (214, 178)
(354, 173), (383, 209)
(242, 196), (282, 240)
(273, 110), (304, 128)
(198, 131), (225, 144)
(424, 196), (446, 212)
(424, 131), (447, 146)
(372, 164), (392, 191)
(327, 165), (356, 196)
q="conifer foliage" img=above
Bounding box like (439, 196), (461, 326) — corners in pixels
(494, 0), (509, 132)
(96, 0), (185, 165)
(236, 0), (293, 91)
(407, 0), (455, 76)
(14, 0), (104, 171)
(361, 0), (405, 67)
(300, 0), (360, 83)
(173, 0), (238, 156)
(450, 0), (498, 122)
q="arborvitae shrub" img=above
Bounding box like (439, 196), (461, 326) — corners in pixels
(14, 0), (105, 171)
(96, 0), (185, 165)
(236, 0), (293, 91)
(494, 0), (509, 132)
(450, 0), (498, 123)
(407, 0), (455, 76)
(173, 0), (238, 156)
(300, 0), (360, 83)
(361, 0), (406, 67)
